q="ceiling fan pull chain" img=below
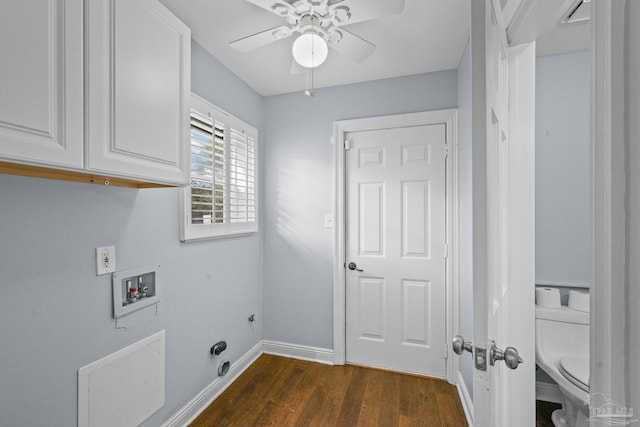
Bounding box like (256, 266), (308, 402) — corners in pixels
(305, 66), (316, 97)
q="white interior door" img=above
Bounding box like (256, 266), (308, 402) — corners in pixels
(345, 123), (447, 377)
(471, 0), (535, 425)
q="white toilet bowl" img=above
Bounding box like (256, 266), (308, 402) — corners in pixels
(535, 305), (590, 427)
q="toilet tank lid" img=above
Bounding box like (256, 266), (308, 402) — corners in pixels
(535, 305), (589, 324)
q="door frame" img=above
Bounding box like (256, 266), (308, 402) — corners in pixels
(332, 109), (459, 383)
(590, 0), (628, 406)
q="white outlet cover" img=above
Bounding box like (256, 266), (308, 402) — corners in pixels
(96, 246), (116, 275)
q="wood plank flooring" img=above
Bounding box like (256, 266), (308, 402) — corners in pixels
(190, 354), (468, 427)
(536, 401), (561, 427)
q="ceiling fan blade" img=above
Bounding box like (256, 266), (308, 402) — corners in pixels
(230, 25), (293, 52)
(328, 28), (376, 62)
(329, 0), (405, 25)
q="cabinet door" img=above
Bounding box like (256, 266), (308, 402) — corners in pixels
(0, 0), (83, 169)
(85, 0), (190, 185)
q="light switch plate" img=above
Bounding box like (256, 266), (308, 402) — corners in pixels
(324, 214), (334, 229)
(96, 246), (116, 275)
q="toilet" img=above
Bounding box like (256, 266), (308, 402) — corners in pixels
(535, 304), (590, 427)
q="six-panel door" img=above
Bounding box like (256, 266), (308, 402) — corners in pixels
(345, 124), (447, 377)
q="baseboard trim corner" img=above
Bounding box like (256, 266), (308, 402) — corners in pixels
(456, 371), (474, 427)
(162, 340), (263, 427)
(262, 340), (334, 365)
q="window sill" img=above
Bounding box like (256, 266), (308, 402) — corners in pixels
(179, 229), (258, 243)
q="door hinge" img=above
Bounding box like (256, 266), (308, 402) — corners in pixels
(444, 243), (449, 259)
(445, 144), (449, 158)
(445, 341), (449, 359)
(344, 139), (352, 150)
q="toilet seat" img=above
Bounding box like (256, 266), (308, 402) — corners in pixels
(559, 356), (589, 393)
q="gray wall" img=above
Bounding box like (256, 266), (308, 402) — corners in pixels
(192, 41), (263, 129)
(536, 51), (590, 287)
(456, 40), (474, 400)
(534, 51), (590, 385)
(261, 71), (458, 349)
(0, 40), (263, 427)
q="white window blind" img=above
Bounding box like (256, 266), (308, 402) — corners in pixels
(229, 128), (256, 223)
(180, 94), (258, 241)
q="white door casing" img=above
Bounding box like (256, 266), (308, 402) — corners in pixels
(591, 0), (631, 411)
(506, 41), (536, 424)
(470, 0), (535, 426)
(333, 110), (459, 383)
(344, 124), (447, 377)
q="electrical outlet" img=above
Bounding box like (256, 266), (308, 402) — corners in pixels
(96, 246), (116, 275)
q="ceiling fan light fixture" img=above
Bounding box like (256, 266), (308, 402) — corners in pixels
(292, 32), (328, 68)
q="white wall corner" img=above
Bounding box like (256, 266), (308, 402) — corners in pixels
(162, 340), (263, 427)
(457, 371), (474, 427)
(262, 340), (334, 365)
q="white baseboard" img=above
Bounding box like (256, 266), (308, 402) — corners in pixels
(536, 381), (562, 404)
(456, 371), (474, 427)
(262, 340), (334, 365)
(162, 340), (263, 427)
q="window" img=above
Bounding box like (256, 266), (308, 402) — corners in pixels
(180, 94), (257, 241)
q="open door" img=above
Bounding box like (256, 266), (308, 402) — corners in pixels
(463, 0), (536, 425)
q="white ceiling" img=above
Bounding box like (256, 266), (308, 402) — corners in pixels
(158, 0), (590, 97)
(159, 0), (471, 96)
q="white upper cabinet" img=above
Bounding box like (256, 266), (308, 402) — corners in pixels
(85, 0), (191, 185)
(0, 0), (84, 169)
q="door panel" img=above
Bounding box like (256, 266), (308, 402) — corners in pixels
(402, 279), (431, 346)
(359, 183), (384, 255)
(346, 124), (447, 377)
(402, 181), (430, 258)
(470, 0), (535, 425)
(358, 277), (385, 340)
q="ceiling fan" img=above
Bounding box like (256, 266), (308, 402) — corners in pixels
(230, 0), (406, 71)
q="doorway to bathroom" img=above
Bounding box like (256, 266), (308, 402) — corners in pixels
(527, 3), (592, 426)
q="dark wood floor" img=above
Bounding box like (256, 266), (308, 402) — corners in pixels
(536, 400), (561, 427)
(190, 354), (468, 427)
